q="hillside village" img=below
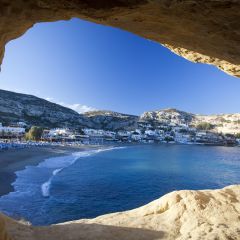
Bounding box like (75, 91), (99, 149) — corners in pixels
(1, 90), (240, 147)
(1, 108), (240, 147)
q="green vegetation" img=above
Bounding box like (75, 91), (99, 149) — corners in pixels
(218, 117), (227, 123)
(164, 136), (174, 142)
(25, 126), (43, 141)
(132, 131), (140, 135)
(234, 120), (240, 124)
(225, 133), (235, 138)
(178, 129), (188, 133)
(235, 133), (240, 139)
(196, 122), (214, 131)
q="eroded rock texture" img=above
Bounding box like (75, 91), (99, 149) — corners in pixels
(0, 0), (240, 76)
(1, 185), (240, 240)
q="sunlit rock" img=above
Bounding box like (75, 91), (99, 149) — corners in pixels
(1, 185), (240, 240)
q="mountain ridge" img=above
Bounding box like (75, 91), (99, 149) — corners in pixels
(0, 89), (138, 131)
(1, 89), (240, 134)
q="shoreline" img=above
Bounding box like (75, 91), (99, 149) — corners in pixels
(0, 142), (237, 197)
(0, 145), (101, 197)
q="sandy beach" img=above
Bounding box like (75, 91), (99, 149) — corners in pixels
(0, 145), (99, 197)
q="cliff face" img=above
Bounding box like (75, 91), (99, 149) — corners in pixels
(0, 89), (86, 129)
(0, 89), (138, 131)
(0, 0), (239, 77)
(1, 185), (240, 240)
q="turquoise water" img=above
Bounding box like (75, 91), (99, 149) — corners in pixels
(0, 144), (240, 225)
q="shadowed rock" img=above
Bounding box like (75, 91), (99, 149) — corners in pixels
(0, 0), (239, 76)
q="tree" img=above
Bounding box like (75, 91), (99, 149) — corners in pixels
(164, 136), (174, 142)
(25, 126), (43, 141)
(77, 128), (85, 135)
(235, 133), (240, 139)
(196, 122), (214, 131)
(0, 130), (5, 137)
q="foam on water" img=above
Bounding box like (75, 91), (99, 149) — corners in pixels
(1, 144), (240, 226)
(41, 168), (62, 197)
(0, 146), (126, 220)
(40, 147), (125, 197)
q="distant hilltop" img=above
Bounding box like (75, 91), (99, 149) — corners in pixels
(0, 89), (137, 131)
(0, 89), (240, 134)
(140, 108), (240, 135)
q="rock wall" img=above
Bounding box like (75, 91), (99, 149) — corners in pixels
(0, 1), (240, 239)
(1, 185), (240, 240)
(0, 0), (239, 77)
(0, 214), (11, 240)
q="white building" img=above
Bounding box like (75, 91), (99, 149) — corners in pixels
(196, 131), (207, 137)
(83, 128), (116, 138)
(145, 130), (157, 136)
(0, 123), (25, 136)
(175, 133), (192, 144)
(131, 133), (142, 141)
(104, 131), (116, 138)
(48, 128), (73, 137)
(117, 130), (131, 137)
(83, 128), (105, 137)
(17, 122), (27, 128)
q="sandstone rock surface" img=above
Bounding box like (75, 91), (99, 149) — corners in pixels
(0, 0), (239, 77)
(0, 1), (240, 239)
(1, 185), (240, 240)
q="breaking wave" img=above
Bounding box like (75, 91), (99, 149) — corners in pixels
(41, 147), (125, 197)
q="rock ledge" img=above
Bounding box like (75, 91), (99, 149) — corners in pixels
(0, 0), (240, 77)
(1, 185), (240, 240)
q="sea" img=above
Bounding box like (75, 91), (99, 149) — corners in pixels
(0, 144), (240, 225)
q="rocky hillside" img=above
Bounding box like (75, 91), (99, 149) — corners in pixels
(140, 108), (194, 125)
(141, 108), (240, 134)
(84, 111), (138, 131)
(0, 89), (87, 129)
(193, 113), (240, 134)
(1, 90), (240, 134)
(0, 90), (138, 131)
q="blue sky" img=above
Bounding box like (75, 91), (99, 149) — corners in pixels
(0, 18), (239, 115)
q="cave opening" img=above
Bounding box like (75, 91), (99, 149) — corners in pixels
(0, 1), (239, 238)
